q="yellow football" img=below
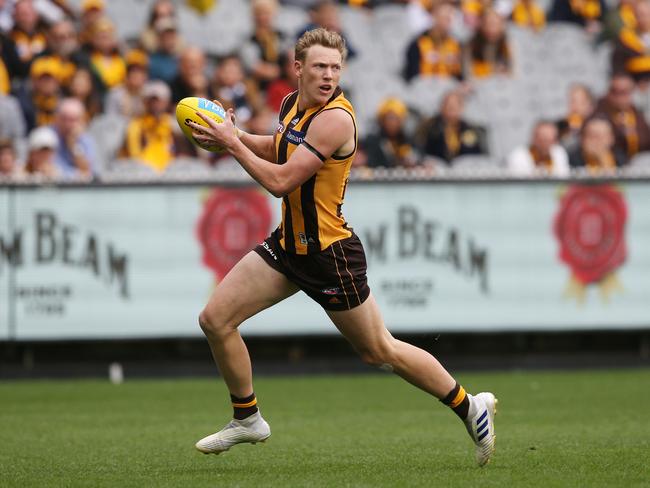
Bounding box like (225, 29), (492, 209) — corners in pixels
(176, 96), (226, 152)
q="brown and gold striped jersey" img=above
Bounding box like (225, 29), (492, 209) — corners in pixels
(273, 87), (357, 255)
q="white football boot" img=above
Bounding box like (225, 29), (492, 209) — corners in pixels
(464, 392), (497, 467)
(195, 411), (271, 455)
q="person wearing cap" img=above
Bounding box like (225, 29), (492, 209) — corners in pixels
(52, 97), (98, 179)
(16, 56), (64, 131)
(148, 16), (182, 83)
(105, 49), (150, 118)
(24, 125), (60, 179)
(416, 89), (488, 164)
(0, 138), (26, 180)
(87, 16), (126, 91)
(360, 97), (420, 168)
(121, 80), (181, 172)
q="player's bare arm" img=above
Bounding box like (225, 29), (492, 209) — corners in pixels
(190, 108), (353, 197)
(238, 131), (276, 163)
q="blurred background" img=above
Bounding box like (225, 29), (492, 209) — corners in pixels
(1, 0), (649, 379)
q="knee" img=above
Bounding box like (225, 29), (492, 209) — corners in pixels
(198, 307), (235, 340)
(357, 340), (397, 370)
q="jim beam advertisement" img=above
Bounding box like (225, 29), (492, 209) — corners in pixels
(361, 205), (489, 309)
(0, 210), (129, 318)
(553, 185), (627, 303)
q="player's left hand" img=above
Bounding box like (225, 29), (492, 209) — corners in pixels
(189, 108), (238, 150)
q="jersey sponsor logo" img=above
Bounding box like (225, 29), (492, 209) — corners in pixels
(285, 128), (305, 145)
(262, 241), (278, 261)
(276, 122), (285, 134)
(553, 184), (627, 302)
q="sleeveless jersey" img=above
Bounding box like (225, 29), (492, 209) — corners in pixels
(274, 87), (357, 255)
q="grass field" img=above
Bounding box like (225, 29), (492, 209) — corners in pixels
(1, 369), (649, 487)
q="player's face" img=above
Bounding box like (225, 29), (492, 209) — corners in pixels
(296, 45), (342, 106)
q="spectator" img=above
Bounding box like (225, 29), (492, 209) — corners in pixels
(265, 48), (298, 114)
(10, 0), (46, 69)
(600, 0), (637, 43)
(38, 19), (88, 89)
(0, 138), (25, 180)
(547, 0), (606, 34)
(403, 1), (462, 81)
(556, 83), (595, 151)
(139, 0), (177, 53)
(507, 120), (570, 176)
(242, 0), (286, 91)
(105, 49), (149, 118)
(465, 9), (512, 78)
(417, 89), (487, 163)
(87, 17), (126, 92)
(569, 116), (627, 172)
(52, 97), (98, 179)
(361, 97), (420, 168)
(17, 56), (63, 131)
(78, 0), (106, 50)
(510, 0), (546, 32)
(594, 73), (650, 157)
(65, 67), (102, 121)
(169, 46), (208, 102)
(296, 0), (357, 59)
(122, 80), (182, 172)
(0, 93), (27, 140)
(209, 54), (262, 132)
(461, 0), (513, 31)
(612, 0), (650, 84)
(24, 125), (60, 179)
(1, 31), (24, 91)
(148, 17), (182, 83)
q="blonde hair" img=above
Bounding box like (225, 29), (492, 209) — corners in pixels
(295, 27), (347, 63)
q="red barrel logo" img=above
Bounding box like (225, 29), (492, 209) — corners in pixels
(553, 185), (627, 285)
(197, 188), (272, 279)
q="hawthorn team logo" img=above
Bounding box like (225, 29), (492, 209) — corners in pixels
(553, 185), (627, 302)
(197, 188), (272, 280)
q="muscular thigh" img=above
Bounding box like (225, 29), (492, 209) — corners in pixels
(326, 293), (392, 351)
(203, 251), (299, 328)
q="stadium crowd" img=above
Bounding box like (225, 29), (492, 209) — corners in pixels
(1, 0), (650, 182)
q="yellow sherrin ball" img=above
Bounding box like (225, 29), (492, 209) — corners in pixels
(176, 97), (227, 152)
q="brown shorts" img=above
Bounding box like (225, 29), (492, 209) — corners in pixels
(254, 229), (371, 311)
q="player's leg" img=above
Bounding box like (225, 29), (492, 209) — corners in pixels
(326, 293), (497, 467)
(199, 251), (298, 397)
(196, 250), (299, 454)
(327, 293), (456, 397)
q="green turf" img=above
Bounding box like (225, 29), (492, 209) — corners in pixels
(1, 369), (649, 487)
